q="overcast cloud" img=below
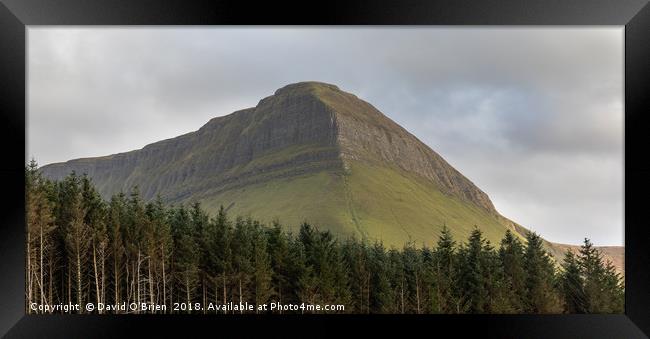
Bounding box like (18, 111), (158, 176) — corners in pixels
(28, 27), (623, 246)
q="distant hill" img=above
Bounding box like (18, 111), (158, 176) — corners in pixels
(40, 81), (623, 272)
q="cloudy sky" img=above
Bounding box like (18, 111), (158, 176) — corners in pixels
(28, 27), (623, 246)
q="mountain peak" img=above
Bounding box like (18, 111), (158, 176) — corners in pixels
(40, 82), (500, 247)
(273, 81), (341, 96)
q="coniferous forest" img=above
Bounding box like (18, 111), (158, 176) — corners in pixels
(25, 161), (624, 314)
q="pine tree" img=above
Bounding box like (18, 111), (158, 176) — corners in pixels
(523, 232), (561, 313)
(433, 226), (457, 313)
(170, 205), (199, 311)
(205, 205), (232, 313)
(232, 217), (254, 310)
(107, 193), (126, 310)
(578, 238), (624, 313)
(402, 242), (423, 313)
(266, 221), (291, 309)
(498, 230), (526, 312)
(330, 236), (352, 309)
(560, 249), (586, 313)
(458, 228), (488, 313)
(313, 229), (343, 306)
(81, 175), (108, 312)
(190, 202), (210, 312)
(66, 185), (90, 312)
(145, 196), (171, 312)
(25, 160), (56, 313)
(124, 187), (149, 311)
(601, 260), (624, 313)
(482, 239), (506, 313)
(368, 242), (391, 313)
(293, 237), (318, 310)
(386, 248), (404, 314)
(54, 172), (84, 307)
(252, 226), (273, 312)
(420, 246), (435, 314)
(342, 238), (369, 313)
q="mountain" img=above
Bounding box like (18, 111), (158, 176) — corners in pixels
(40, 81), (623, 270)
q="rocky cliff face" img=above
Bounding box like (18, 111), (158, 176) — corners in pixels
(318, 84), (496, 212)
(41, 81), (495, 214)
(42, 83), (341, 202)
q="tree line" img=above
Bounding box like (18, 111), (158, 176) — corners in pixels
(25, 161), (624, 314)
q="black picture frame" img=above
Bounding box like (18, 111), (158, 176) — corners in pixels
(1, 0), (648, 338)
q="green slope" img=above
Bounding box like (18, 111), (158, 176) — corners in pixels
(197, 159), (519, 248)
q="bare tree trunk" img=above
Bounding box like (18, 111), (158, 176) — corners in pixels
(239, 277), (243, 314)
(185, 275), (191, 313)
(67, 265), (71, 307)
(401, 277), (404, 314)
(125, 260), (130, 307)
(169, 271), (173, 314)
(93, 243), (100, 313)
(27, 231), (32, 314)
(360, 278), (364, 313)
(114, 250), (120, 313)
(436, 264), (441, 313)
(100, 246), (105, 311)
(161, 244), (166, 312)
(222, 274), (227, 315)
(40, 225), (45, 309)
(48, 255), (53, 312)
(76, 245), (82, 313)
(148, 257), (154, 312)
(416, 273), (421, 314)
(136, 250), (141, 313)
(215, 280), (219, 314)
(366, 274), (370, 314)
(202, 277), (206, 314)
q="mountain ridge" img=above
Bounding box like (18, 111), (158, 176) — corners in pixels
(39, 81), (623, 271)
(41, 81), (495, 213)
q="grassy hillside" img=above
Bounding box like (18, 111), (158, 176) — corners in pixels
(196, 158), (520, 248)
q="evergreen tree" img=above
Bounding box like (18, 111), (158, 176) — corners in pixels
(386, 248), (404, 314)
(232, 217), (254, 309)
(205, 205), (232, 312)
(601, 260), (624, 313)
(433, 226), (457, 313)
(560, 249), (586, 313)
(190, 202), (210, 311)
(25, 171), (626, 315)
(342, 239), (370, 313)
(368, 242), (391, 313)
(498, 230), (526, 312)
(81, 175), (108, 312)
(458, 228), (488, 313)
(482, 239), (506, 313)
(294, 237), (318, 309)
(65, 185), (90, 312)
(107, 193), (126, 309)
(578, 238), (624, 313)
(25, 161), (57, 313)
(266, 221), (292, 309)
(402, 242), (423, 313)
(169, 206), (199, 310)
(523, 232), (561, 313)
(252, 226), (274, 311)
(145, 196), (172, 311)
